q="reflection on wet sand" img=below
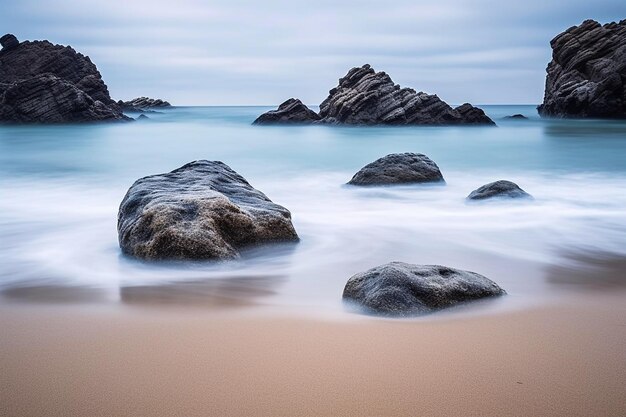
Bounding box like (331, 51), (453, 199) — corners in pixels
(547, 250), (626, 289)
(1, 280), (108, 303)
(120, 275), (286, 308)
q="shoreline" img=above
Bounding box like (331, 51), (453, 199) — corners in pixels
(2, 291), (625, 417)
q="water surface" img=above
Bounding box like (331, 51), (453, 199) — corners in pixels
(1, 105), (625, 315)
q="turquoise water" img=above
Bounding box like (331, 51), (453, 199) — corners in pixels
(1, 106), (626, 314)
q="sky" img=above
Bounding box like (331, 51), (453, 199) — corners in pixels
(2, 0), (625, 105)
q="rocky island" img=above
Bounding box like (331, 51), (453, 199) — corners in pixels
(254, 64), (495, 125)
(538, 19), (626, 118)
(0, 34), (128, 123)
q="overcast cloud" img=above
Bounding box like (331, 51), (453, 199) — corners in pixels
(2, 0), (625, 104)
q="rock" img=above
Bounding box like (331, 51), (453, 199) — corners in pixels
(119, 97), (171, 110)
(538, 20), (626, 118)
(503, 114), (528, 120)
(343, 262), (506, 316)
(117, 160), (299, 261)
(317, 64), (495, 125)
(0, 74), (128, 123)
(136, 114), (150, 121)
(0, 34), (127, 123)
(467, 180), (532, 201)
(253, 98), (321, 124)
(454, 103), (495, 124)
(0, 34), (19, 52)
(347, 153), (445, 186)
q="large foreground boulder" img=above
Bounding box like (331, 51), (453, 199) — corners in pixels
(343, 262), (506, 316)
(0, 34), (127, 123)
(348, 153), (445, 186)
(254, 64), (495, 125)
(467, 180), (532, 201)
(538, 20), (626, 118)
(118, 160), (299, 261)
(253, 98), (320, 124)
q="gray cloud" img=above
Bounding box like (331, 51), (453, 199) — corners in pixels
(2, 0), (625, 104)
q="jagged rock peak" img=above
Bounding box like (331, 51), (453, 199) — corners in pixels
(0, 34), (127, 123)
(318, 64), (494, 125)
(119, 97), (171, 110)
(253, 98), (320, 124)
(538, 20), (626, 118)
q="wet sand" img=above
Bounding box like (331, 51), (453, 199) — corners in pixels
(1, 293), (625, 417)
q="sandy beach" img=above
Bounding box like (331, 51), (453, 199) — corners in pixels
(2, 292), (625, 417)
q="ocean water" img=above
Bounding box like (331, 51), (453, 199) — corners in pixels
(1, 105), (626, 316)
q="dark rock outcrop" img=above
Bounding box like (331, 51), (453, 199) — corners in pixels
(119, 97), (171, 111)
(348, 153), (445, 186)
(319, 65), (494, 125)
(118, 160), (299, 261)
(0, 34), (127, 123)
(538, 20), (626, 118)
(0, 74), (127, 123)
(467, 180), (532, 201)
(454, 103), (495, 124)
(343, 262), (506, 316)
(504, 114), (528, 120)
(253, 64), (495, 125)
(253, 98), (320, 124)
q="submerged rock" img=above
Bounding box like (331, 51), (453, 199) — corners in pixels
(538, 19), (626, 118)
(118, 160), (299, 261)
(343, 262), (505, 316)
(503, 114), (528, 120)
(253, 64), (495, 125)
(253, 98), (320, 124)
(0, 34), (127, 123)
(348, 153), (445, 186)
(119, 97), (171, 111)
(467, 180), (532, 201)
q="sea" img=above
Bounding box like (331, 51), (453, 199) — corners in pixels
(1, 105), (625, 317)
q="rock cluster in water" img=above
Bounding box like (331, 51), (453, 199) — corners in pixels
(254, 64), (494, 125)
(343, 262), (506, 316)
(348, 153), (445, 186)
(117, 160), (299, 261)
(538, 19), (626, 119)
(0, 34), (127, 123)
(118, 97), (171, 111)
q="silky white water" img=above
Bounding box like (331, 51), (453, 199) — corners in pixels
(1, 106), (625, 315)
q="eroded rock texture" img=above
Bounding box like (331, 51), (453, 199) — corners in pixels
(319, 65), (494, 125)
(0, 34), (126, 123)
(253, 98), (320, 124)
(254, 64), (495, 125)
(118, 160), (299, 261)
(348, 153), (445, 186)
(119, 97), (171, 111)
(538, 20), (626, 118)
(343, 262), (506, 316)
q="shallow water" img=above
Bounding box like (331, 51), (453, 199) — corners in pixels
(1, 105), (626, 316)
